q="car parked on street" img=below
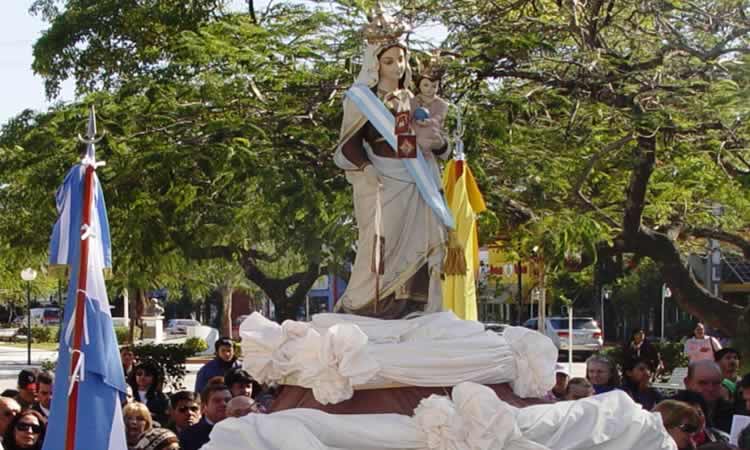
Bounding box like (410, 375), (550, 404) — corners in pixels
(165, 318), (201, 335)
(523, 316), (603, 354)
(15, 307), (61, 327)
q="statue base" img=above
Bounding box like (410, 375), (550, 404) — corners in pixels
(141, 316), (164, 343)
(270, 382), (547, 415)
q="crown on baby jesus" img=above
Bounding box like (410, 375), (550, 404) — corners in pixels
(418, 50), (449, 80)
(362, 4), (408, 46)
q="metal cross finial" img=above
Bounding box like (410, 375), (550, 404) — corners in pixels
(77, 105), (106, 167)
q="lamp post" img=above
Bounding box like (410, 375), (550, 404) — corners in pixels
(20, 268), (37, 365)
(601, 285), (612, 340)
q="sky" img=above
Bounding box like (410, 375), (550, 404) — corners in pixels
(0, 1), (445, 126)
(0, 1), (75, 125)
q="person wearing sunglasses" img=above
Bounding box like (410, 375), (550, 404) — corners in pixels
(671, 390), (731, 446)
(653, 400), (701, 450)
(2, 410), (46, 450)
(166, 391), (199, 435)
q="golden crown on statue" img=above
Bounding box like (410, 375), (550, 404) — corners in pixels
(362, 3), (408, 46)
(418, 50), (448, 80)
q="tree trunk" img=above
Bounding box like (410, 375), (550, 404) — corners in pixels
(219, 285), (233, 338)
(238, 255), (320, 323)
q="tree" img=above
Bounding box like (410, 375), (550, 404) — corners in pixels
(427, 0), (750, 345)
(3, 3), (362, 321)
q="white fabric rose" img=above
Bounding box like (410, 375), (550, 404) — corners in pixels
(503, 326), (558, 398)
(414, 395), (466, 450)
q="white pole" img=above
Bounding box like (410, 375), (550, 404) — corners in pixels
(661, 284), (666, 341)
(600, 288), (605, 340)
(568, 305), (574, 374)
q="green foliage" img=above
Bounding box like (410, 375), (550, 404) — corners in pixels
(133, 343), (194, 391)
(114, 326), (130, 345)
(18, 326), (59, 343)
(183, 337), (209, 355)
(653, 341), (689, 376)
(40, 359), (56, 372)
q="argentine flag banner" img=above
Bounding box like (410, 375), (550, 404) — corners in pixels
(43, 113), (127, 450)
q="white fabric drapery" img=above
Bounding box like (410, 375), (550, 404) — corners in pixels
(239, 312), (558, 403)
(201, 384), (676, 450)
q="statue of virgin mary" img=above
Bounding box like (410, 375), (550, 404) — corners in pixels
(333, 8), (454, 319)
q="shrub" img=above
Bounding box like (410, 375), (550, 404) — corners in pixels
(653, 340), (688, 375)
(18, 326), (59, 343)
(184, 337), (208, 355)
(115, 326), (130, 345)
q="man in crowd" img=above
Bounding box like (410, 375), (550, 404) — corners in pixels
(682, 360), (735, 433)
(166, 391), (200, 435)
(14, 369), (37, 410)
(0, 397), (21, 444)
(194, 338), (239, 395)
(226, 396), (254, 418)
(121, 346), (136, 380)
(565, 378), (595, 400)
(739, 373), (750, 414)
(714, 348), (741, 400)
(32, 371), (53, 418)
(179, 384), (231, 450)
(224, 368), (255, 398)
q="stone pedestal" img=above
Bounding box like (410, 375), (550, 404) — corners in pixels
(142, 316), (164, 343)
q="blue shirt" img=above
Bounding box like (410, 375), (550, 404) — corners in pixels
(194, 357), (240, 394)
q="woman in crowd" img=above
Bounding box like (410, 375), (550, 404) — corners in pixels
(684, 322), (722, 363)
(129, 359), (169, 425)
(653, 400), (700, 450)
(623, 328), (661, 378)
(620, 358), (663, 410)
(124, 401), (153, 450)
(671, 390), (730, 446)
(133, 428), (180, 450)
(2, 410), (46, 450)
(585, 354), (620, 394)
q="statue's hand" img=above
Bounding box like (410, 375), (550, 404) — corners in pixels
(363, 164), (382, 187)
(414, 118), (445, 153)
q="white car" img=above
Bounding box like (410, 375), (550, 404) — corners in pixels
(523, 316), (603, 354)
(165, 319), (201, 335)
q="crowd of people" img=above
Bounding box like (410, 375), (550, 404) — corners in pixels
(541, 322), (750, 450)
(0, 337), (276, 450)
(1, 321), (749, 450)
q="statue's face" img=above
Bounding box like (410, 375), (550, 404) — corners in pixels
(418, 78), (438, 98)
(378, 46), (406, 85)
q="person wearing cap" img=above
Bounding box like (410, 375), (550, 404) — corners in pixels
(31, 372), (53, 418)
(194, 337), (239, 396)
(544, 363), (570, 401)
(133, 427), (179, 450)
(714, 347), (740, 401)
(14, 370), (38, 410)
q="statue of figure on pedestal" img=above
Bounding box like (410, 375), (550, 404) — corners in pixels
(333, 7), (454, 319)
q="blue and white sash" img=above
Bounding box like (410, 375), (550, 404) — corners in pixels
(346, 83), (455, 229)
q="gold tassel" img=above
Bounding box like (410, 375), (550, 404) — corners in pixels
(443, 230), (467, 276)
